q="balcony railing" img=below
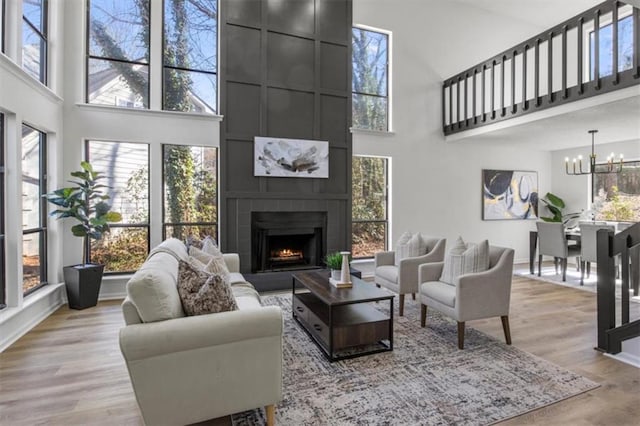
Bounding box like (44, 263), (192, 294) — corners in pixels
(596, 222), (640, 354)
(442, 1), (640, 136)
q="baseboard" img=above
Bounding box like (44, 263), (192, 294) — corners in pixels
(0, 284), (65, 352)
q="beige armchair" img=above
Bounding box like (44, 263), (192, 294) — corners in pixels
(374, 236), (446, 316)
(418, 245), (515, 349)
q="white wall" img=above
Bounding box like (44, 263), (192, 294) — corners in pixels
(353, 0), (555, 263)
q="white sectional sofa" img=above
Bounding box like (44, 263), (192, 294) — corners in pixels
(119, 238), (282, 426)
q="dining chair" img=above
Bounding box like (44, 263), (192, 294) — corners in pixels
(578, 223), (616, 285)
(536, 221), (581, 281)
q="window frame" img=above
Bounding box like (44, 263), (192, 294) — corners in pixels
(161, 144), (219, 241)
(351, 155), (390, 259)
(22, 0), (49, 84)
(161, 0), (218, 114)
(352, 24), (392, 132)
(593, 158), (640, 222)
(85, 0), (151, 109)
(586, 7), (634, 81)
(1, 0), (6, 53)
(22, 124), (48, 296)
(0, 113), (5, 308)
(85, 140), (151, 275)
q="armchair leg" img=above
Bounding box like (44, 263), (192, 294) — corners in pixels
(412, 293), (416, 301)
(399, 294), (405, 316)
(501, 315), (512, 345)
(457, 322), (465, 349)
(554, 257), (559, 274)
(420, 304), (427, 327)
(265, 404), (275, 426)
(538, 255), (542, 277)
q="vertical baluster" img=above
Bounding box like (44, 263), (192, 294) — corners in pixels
(442, 82), (447, 131)
(449, 79), (453, 128)
(612, 1), (619, 85)
(522, 44), (529, 110)
(562, 25), (568, 98)
(511, 50), (516, 114)
(473, 69), (478, 124)
(595, 9), (601, 90)
(482, 65), (486, 122)
(578, 17), (584, 94)
(535, 38), (541, 106)
(635, 7), (640, 78)
(491, 60), (496, 119)
(548, 31), (554, 103)
(456, 76), (461, 128)
(501, 57), (506, 116)
(464, 73), (469, 126)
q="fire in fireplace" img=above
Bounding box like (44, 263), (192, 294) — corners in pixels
(251, 212), (327, 273)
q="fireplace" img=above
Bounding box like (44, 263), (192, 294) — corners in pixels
(251, 212), (326, 273)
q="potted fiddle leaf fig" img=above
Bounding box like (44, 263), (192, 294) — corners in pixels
(44, 161), (122, 309)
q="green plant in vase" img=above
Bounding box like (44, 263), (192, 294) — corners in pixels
(44, 161), (122, 309)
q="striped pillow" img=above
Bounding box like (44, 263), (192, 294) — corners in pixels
(439, 237), (490, 284)
(395, 232), (423, 266)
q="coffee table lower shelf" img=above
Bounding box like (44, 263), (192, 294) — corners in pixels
(292, 292), (393, 362)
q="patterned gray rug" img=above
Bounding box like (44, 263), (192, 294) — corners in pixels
(232, 294), (598, 426)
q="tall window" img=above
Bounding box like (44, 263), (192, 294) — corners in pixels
(87, 0), (150, 108)
(352, 156), (389, 258)
(22, 0), (48, 84)
(590, 14), (634, 79)
(163, 0), (217, 113)
(594, 160), (640, 222)
(352, 26), (389, 131)
(86, 141), (149, 273)
(22, 124), (47, 295)
(163, 145), (218, 240)
(0, 113), (5, 308)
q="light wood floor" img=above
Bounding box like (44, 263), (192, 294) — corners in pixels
(1, 274), (639, 425)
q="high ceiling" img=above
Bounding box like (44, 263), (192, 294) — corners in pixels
(446, 0), (640, 151)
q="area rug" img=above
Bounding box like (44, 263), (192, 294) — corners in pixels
(514, 264), (640, 304)
(232, 294), (599, 426)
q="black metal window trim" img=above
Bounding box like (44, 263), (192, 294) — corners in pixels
(22, 0), (48, 85)
(1, 0), (6, 53)
(0, 113), (5, 309)
(85, 0), (151, 108)
(85, 140), (151, 275)
(352, 26), (390, 131)
(588, 13), (634, 81)
(22, 125), (48, 296)
(161, 0), (218, 113)
(161, 144), (218, 241)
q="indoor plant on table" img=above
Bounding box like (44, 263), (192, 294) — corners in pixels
(44, 161), (122, 309)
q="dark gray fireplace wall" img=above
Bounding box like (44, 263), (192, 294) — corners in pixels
(220, 0), (353, 272)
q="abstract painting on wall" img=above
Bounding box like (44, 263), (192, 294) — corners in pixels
(254, 137), (329, 178)
(482, 169), (539, 220)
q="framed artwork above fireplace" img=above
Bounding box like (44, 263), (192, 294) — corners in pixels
(254, 136), (329, 178)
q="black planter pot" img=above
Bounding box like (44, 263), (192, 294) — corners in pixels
(63, 264), (105, 310)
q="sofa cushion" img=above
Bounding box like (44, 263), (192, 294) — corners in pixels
(189, 246), (230, 277)
(126, 239), (187, 323)
(440, 237), (490, 285)
(177, 259), (238, 316)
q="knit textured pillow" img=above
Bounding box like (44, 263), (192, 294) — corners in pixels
(439, 237), (490, 284)
(189, 245), (230, 277)
(395, 232), (423, 266)
(177, 259), (238, 316)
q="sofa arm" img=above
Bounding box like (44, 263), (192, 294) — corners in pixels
(375, 251), (395, 267)
(223, 253), (240, 273)
(120, 306), (282, 362)
(419, 261), (444, 283)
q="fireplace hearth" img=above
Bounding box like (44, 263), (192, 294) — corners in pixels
(251, 212), (327, 273)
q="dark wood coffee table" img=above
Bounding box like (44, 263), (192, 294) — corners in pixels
(291, 270), (394, 362)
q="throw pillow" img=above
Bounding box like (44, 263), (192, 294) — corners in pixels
(439, 237), (490, 284)
(395, 232), (423, 266)
(190, 245), (230, 277)
(177, 259), (238, 316)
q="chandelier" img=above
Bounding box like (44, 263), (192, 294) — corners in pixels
(565, 130), (624, 175)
